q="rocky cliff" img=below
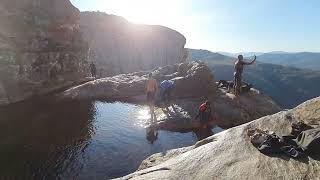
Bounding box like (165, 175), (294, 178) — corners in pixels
(79, 11), (188, 77)
(0, 0), (90, 105)
(118, 97), (320, 180)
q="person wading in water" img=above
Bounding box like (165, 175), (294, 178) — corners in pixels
(234, 55), (256, 96)
(146, 73), (158, 122)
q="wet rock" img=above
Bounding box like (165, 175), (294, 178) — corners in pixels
(0, 0), (91, 105)
(118, 97), (320, 180)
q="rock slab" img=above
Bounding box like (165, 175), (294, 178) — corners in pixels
(117, 97), (320, 180)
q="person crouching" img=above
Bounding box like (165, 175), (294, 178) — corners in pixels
(195, 100), (213, 128)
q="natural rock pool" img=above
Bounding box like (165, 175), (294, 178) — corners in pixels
(0, 99), (223, 179)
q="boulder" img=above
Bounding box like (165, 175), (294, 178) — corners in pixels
(152, 88), (281, 131)
(117, 97), (320, 180)
(61, 61), (216, 100)
(0, 0), (91, 105)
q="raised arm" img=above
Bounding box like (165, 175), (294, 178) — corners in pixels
(243, 55), (256, 65)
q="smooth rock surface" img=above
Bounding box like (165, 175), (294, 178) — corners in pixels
(61, 61), (215, 100)
(118, 97), (320, 180)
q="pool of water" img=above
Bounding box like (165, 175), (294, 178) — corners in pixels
(0, 99), (223, 179)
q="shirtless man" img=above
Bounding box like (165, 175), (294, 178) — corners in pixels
(146, 73), (158, 122)
(234, 55), (256, 96)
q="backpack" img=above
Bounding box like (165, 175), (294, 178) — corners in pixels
(295, 127), (320, 154)
(291, 121), (313, 137)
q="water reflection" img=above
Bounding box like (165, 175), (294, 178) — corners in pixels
(0, 99), (222, 179)
(146, 126), (158, 144)
(0, 98), (96, 179)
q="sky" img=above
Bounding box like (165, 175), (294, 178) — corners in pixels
(71, 0), (320, 53)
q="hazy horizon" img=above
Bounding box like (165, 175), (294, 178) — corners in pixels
(71, 0), (320, 53)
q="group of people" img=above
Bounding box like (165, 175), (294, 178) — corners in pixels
(145, 72), (215, 131)
(145, 73), (175, 122)
(144, 54), (257, 140)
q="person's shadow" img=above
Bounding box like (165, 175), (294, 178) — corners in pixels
(146, 125), (158, 144)
(194, 127), (213, 140)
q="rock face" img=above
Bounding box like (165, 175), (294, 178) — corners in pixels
(79, 11), (188, 77)
(0, 0), (90, 105)
(118, 97), (320, 180)
(62, 61), (281, 129)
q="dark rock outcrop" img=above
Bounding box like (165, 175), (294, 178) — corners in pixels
(0, 0), (91, 105)
(62, 61), (281, 129)
(118, 97), (320, 180)
(79, 11), (188, 77)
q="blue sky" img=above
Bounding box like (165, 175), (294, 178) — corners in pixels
(71, 0), (320, 53)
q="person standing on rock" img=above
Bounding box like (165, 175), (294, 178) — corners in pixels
(195, 100), (213, 129)
(90, 62), (97, 79)
(160, 80), (174, 108)
(234, 55), (256, 96)
(146, 73), (158, 122)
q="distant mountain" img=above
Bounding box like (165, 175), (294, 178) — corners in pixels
(187, 48), (233, 64)
(188, 49), (320, 108)
(256, 52), (320, 71)
(218, 51), (264, 58)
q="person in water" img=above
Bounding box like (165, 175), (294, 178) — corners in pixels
(146, 73), (158, 122)
(234, 55), (256, 96)
(159, 80), (174, 107)
(195, 100), (213, 129)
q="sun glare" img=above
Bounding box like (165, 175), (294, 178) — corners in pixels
(137, 108), (150, 120)
(102, 0), (185, 26)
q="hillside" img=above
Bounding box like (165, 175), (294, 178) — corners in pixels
(188, 49), (320, 108)
(218, 51), (264, 58)
(256, 52), (320, 71)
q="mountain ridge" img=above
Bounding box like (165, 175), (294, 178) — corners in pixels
(187, 48), (320, 108)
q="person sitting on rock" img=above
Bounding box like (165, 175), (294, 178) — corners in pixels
(234, 55), (256, 96)
(146, 73), (158, 122)
(195, 100), (213, 128)
(160, 80), (174, 107)
(217, 80), (234, 92)
(241, 82), (253, 93)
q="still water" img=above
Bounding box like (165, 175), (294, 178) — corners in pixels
(0, 99), (222, 179)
